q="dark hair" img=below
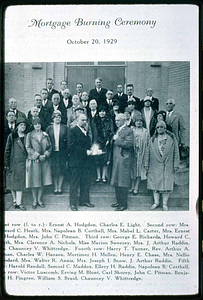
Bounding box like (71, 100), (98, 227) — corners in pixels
(156, 110), (166, 122)
(40, 88), (48, 93)
(113, 100), (119, 107)
(127, 100), (135, 106)
(76, 83), (83, 88)
(126, 84), (134, 88)
(98, 105), (107, 112)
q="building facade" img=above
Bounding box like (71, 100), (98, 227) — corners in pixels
(4, 61), (190, 144)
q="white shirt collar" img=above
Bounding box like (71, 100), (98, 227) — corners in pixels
(117, 124), (126, 134)
(77, 124), (87, 136)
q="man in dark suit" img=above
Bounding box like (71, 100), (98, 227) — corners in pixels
(104, 90), (114, 112)
(89, 77), (108, 107)
(7, 98), (26, 119)
(59, 88), (72, 111)
(110, 113), (134, 211)
(113, 84), (128, 113)
(59, 80), (68, 100)
(48, 93), (67, 125)
(69, 114), (95, 211)
(4, 111), (16, 148)
(27, 94), (49, 129)
(41, 88), (53, 110)
(140, 87), (159, 111)
(46, 78), (58, 101)
(126, 84), (141, 111)
(76, 83), (83, 100)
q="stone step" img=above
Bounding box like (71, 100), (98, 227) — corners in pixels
(4, 189), (189, 212)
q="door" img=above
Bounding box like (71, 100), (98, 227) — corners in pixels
(66, 62), (126, 95)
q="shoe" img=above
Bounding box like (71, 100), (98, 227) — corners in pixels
(32, 204), (37, 209)
(16, 204), (26, 211)
(102, 178), (107, 183)
(133, 189), (138, 196)
(38, 202), (45, 208)
(58, 189), (63, 195)
(83, 203), (95, 208)
(71, 205), (78, 211)
(111, 203), (119, 208)
(163, 205), (168, 211)
(115, 206), (127, 211)
(96, 178), (101, 183)
(150, 203), (159, 210)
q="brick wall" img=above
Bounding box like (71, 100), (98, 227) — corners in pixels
(4, 62), (190, 145)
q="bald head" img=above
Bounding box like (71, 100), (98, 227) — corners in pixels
(63, 89), (71, 99)
(115, 113), (126, 127)
(166, 99), (175, 112)
(9, 98), (17, 110)
(77, 113), (87, 128)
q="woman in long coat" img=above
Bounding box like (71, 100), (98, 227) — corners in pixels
(144, 120), (179, 211)
(131, 115), (150, 195)
(46, 110), (68, 194)
(26, 117), (52, 209)
(92, 105), (114, 183)
(4, 117), (27, 210)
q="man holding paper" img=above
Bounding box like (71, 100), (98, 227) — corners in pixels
(110, 113), (134, 211)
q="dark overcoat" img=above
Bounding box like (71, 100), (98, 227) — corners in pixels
(4, 132), (27, 190)
(110, 126), (134, 188)
(145, 132), (180, 191)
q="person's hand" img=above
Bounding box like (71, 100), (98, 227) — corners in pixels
(87, 150), (92, 156)
(113, 134), (118, 141)
(39, 155), (46, 162)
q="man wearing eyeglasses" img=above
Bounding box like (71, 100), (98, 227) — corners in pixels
(165, 99), (187, 149)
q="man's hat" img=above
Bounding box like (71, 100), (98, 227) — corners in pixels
(52, 110), (62, 118)
(75, 103), (85, 112)
(134, 115), (144, 122)
(32, 117), (42, 125)
(143, 96), (152, 102)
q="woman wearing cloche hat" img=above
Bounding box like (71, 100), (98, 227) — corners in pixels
(130, 115), (150, 196)
(26, 117), (52, 209)
(4, 117), (28, 210)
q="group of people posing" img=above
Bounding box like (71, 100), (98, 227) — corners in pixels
(4, 77), (187, 211)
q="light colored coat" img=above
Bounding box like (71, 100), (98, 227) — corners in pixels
(26, 130), (52, 188)
(145, 132), (179, 191)
(165, 111), (186, 146)
(110, 126), (134, 188)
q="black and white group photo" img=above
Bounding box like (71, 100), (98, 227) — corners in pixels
(4, 61), (190, 212)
